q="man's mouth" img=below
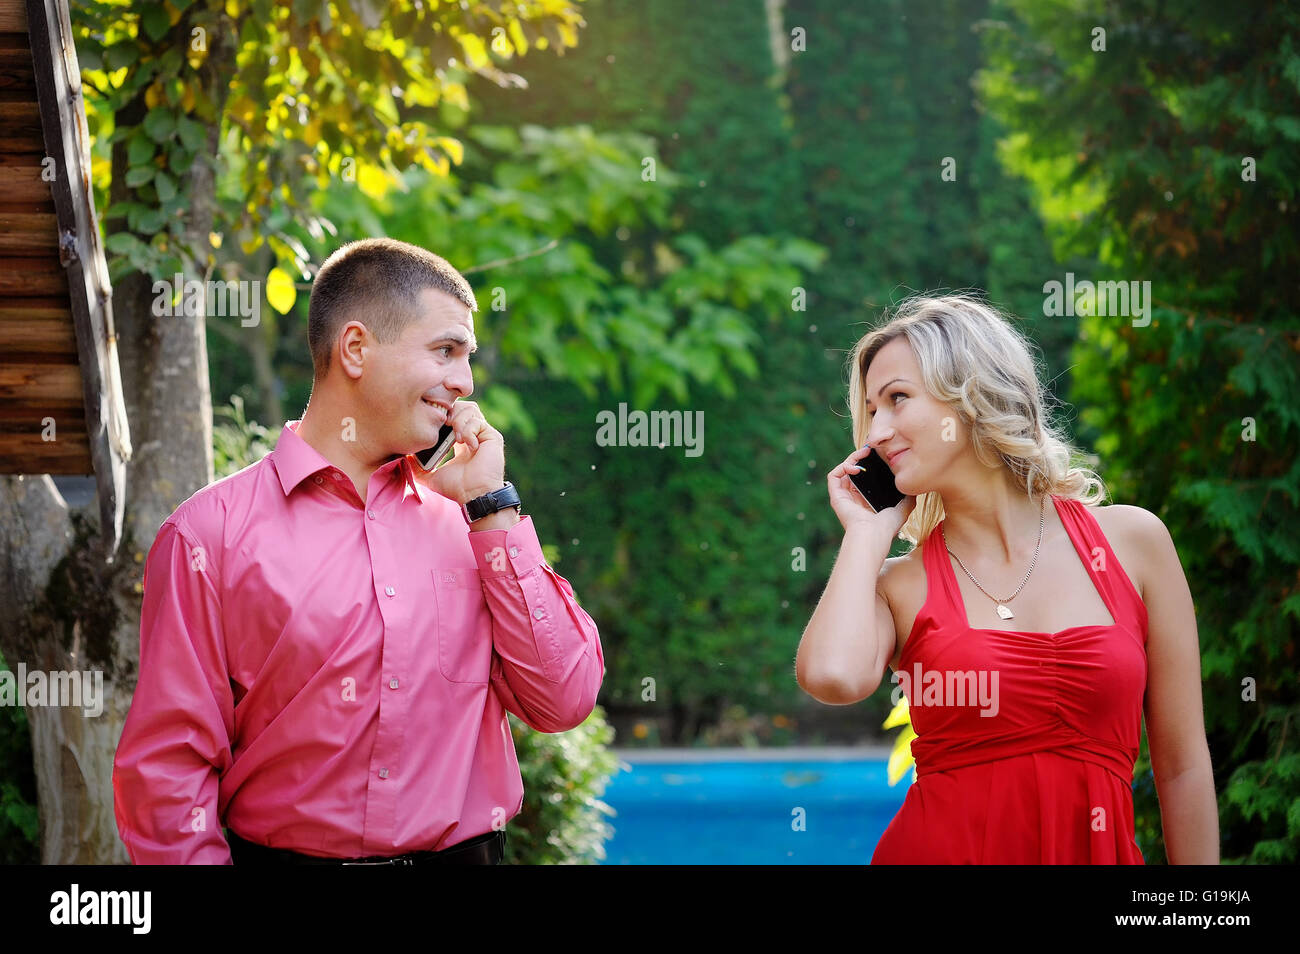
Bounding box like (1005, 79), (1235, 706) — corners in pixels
(422, 397), (450, 414)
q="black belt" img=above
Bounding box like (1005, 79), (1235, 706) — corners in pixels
(227, 828), (505, 865)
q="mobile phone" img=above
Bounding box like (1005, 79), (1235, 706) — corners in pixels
(848, 443), (905, 512)
(413, 423), (457, 472)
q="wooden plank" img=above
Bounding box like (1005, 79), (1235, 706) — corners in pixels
(0, 360), (84, 403)
(0, 434), (94, 475)
(0, 404), (85, 428)
(0, 0), (28, 33)
(0, 255), (65, 294)
(0, 45), (34, 90)
(0, 128), (45, 153)
(0, 210), (56, 250)
(0, 316), (78, 355)
(21, 0), (132, 550)
(0, 160), (51, 206)
(0, 295), (69, 321)
(0, 98), (41, 137)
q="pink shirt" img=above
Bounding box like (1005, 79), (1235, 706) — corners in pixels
(112, 420), (604, 864)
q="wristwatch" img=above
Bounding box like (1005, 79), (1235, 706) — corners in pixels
(462, 481), (522, 523)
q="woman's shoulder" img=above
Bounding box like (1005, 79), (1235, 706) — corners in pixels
(1076, 499), (1170, 600)
(1078, 498), (1166, 539)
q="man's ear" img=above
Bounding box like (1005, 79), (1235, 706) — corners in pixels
(337, 321), (370, 380)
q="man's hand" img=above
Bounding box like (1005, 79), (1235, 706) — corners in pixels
(417, 400), (506, 505)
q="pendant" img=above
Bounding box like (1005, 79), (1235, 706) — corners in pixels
(996, 603), (1014, 620)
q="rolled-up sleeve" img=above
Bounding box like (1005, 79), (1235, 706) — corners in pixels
(113, 517), (235, 864)
(468, 515), (604, 733)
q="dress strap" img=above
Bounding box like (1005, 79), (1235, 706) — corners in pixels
(1052, 496), (1149, 642)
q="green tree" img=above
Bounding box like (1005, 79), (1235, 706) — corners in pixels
(0, 0), (592, 864)
(979, 0), (1300, 863)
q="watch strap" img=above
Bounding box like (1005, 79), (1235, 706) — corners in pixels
(464, 481), (521, 522)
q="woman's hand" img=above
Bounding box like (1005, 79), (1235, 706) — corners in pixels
(827, 444), (916, 537)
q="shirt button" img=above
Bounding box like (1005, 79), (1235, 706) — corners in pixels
(378, 768), (389, 779)
(509, 546), (519, 558)
(385, 586), (396, 597)
(332, 472), (343, 480)
(367, 510), (376, 520)
(314, 476), (323, 484)
(533, 608), (544, 620)
(389, 679), (399, 689)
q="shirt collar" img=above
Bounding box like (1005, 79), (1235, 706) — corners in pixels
(272, 420), (421, 499)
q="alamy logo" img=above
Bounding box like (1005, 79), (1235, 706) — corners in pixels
(891, 662), (1000, 717)
(50, 884), (151, 934)
(152, 273), (261, 327)
(1042, 272), (1151, 327)
(0, 664), (103, 717)
(595, 403), (704, 458)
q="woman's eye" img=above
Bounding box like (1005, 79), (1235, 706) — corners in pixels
(892, 392), (906, 403)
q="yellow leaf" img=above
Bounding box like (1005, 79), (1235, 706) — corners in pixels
(882, 698), (911, 729)
(434, 136), (463, 166)
(443, 82), (469, 111)
(265, 266), (296, 314)
(356, 163), (391, 199)
(209, 231), (222, 249)
(458, 32), (488, 69)
(507, 21), (528, 56)
(886, 725), (917, 785)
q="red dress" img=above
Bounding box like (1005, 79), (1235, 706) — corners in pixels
(871, 494), (1149, 864)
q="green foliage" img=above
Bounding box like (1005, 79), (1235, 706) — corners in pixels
(213, 394), (276, 478)
(504, 706), (622, 864)
(980, 0), (1300, 863)
(291, 123), (825, 436)
(73, 0), (589, 284)
(0, 652), (39, 864)
(453, 0), (1067, 743)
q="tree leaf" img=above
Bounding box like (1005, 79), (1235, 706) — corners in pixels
(265, 266), (297, 314)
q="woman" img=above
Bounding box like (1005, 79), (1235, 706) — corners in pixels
(795, 293), (1218, 864)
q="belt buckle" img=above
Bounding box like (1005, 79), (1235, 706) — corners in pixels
(341, 856), (415, 866)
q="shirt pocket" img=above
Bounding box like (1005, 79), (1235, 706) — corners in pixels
(432, 568), (492, 683)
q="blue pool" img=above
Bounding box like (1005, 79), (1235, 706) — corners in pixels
(598, 747), (910, 865)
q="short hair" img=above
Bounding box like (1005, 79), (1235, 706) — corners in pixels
(847, 292), (1107, 546)
(307, 238), (478, 381)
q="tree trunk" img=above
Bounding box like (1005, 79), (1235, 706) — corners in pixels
(0, 15), (231, 863)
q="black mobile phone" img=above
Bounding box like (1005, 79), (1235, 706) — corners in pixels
(848, 443), (905, 513)
(413, 423), (457, 472)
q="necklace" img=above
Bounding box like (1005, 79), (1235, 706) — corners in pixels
(942, 495), (1046, 621)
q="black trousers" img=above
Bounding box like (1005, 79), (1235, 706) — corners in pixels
(227, 828), (505, 865)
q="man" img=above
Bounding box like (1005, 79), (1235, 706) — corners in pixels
(112, 238), (604, 865)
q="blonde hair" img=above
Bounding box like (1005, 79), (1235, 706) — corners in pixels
(847, 292), (1108, 546)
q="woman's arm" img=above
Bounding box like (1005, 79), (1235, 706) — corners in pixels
(1125, 506), (1220, 864)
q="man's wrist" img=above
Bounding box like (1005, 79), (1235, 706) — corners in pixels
(467, 508), (522, 531)
(460, 482), (506, 504)
(461, 480), (522, 528)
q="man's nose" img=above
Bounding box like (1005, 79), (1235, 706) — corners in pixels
(447, 357), (474, 398)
